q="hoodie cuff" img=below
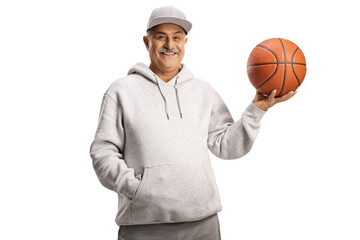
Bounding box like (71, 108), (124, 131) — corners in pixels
(122, 177), (141, 199)
(241, 101), (266, 124)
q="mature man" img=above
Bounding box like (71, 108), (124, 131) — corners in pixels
(90, 6), (296, 240)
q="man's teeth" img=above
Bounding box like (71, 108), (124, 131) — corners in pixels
(163, 52), (176, 55)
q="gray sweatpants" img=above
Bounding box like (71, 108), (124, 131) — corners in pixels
(118, 213), (221, 240)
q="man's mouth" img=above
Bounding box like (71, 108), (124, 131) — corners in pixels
(158, 48), (179, 56)
(161, 52), (177, 55)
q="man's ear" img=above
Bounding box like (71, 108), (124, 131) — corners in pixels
(143, 36), (149, 50)
(185, 37), (188, 44)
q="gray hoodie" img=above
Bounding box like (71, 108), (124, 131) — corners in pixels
(90, 62), (266, 226)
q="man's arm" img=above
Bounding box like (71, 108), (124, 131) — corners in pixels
(90, 93), (140, 199)
(207, 87), (266, 160)
(207, 88), (297, 160)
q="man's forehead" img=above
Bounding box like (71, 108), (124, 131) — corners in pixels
(149, 24), (186, 35)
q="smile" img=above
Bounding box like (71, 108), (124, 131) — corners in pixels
(161, 52), (177, 55)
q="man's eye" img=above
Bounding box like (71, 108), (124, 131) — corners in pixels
(157, 35), (166, 40)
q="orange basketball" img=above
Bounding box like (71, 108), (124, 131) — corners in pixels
(247, 38), (306, 97)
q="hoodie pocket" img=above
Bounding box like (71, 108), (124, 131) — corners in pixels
(130, 161), (215, 222)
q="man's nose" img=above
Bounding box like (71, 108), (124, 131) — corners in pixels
(164, 38), (175, 49)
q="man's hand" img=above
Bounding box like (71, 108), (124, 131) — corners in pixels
(253, 90), (297, 111)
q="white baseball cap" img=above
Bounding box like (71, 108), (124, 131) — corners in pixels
(146, 6), (192, 34)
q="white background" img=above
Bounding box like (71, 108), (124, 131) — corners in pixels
(1, 0), (359, 239)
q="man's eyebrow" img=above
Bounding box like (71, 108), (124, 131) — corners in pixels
(154, 31), (167, 35)
(154, 31), (184, 35)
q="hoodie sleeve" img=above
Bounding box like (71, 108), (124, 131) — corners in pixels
(207, 88), (266, 159)
(90, 93), (141, 198)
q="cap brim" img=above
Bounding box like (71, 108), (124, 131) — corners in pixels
(147, 17), (192, 34)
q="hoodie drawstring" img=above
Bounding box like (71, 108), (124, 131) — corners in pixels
(153, 74), (183, 120)
(153, 74), (169, 120)
(175, 76), (183, 119)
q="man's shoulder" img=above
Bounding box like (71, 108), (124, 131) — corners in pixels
(192, 77), (217, 94)
(190, 77), (213, 89)
(105, 74), (138, 94)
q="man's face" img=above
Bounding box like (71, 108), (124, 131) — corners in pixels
(143, 23), (188, 72)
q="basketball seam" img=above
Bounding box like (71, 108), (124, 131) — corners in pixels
(253, 45), (279, 89)
(292, 47), (301, 86)
(255, 45), (278, 60)
(247, 62), (306, 68)
(278, 38), (286, 97)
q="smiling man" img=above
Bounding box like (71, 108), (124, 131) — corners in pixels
(90, 6), (296, 240)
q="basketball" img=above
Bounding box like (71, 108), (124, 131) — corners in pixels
(247, 38), (307, 97)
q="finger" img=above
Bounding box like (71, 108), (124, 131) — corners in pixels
(277, 92), (293, 102)
(277, 91), (296, 102)
(269, 89), (277, 99)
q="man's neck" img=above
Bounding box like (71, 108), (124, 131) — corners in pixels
(149, 64), (179, 83)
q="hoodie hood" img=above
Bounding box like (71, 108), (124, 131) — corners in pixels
(127, 62), (194, 120)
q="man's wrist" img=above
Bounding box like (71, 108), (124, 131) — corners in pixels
(253, 101), (268, 111)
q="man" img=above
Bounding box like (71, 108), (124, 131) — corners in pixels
(90, 6), (296, 240)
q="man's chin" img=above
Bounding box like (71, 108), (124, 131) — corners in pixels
(159, 61), (181, 70)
